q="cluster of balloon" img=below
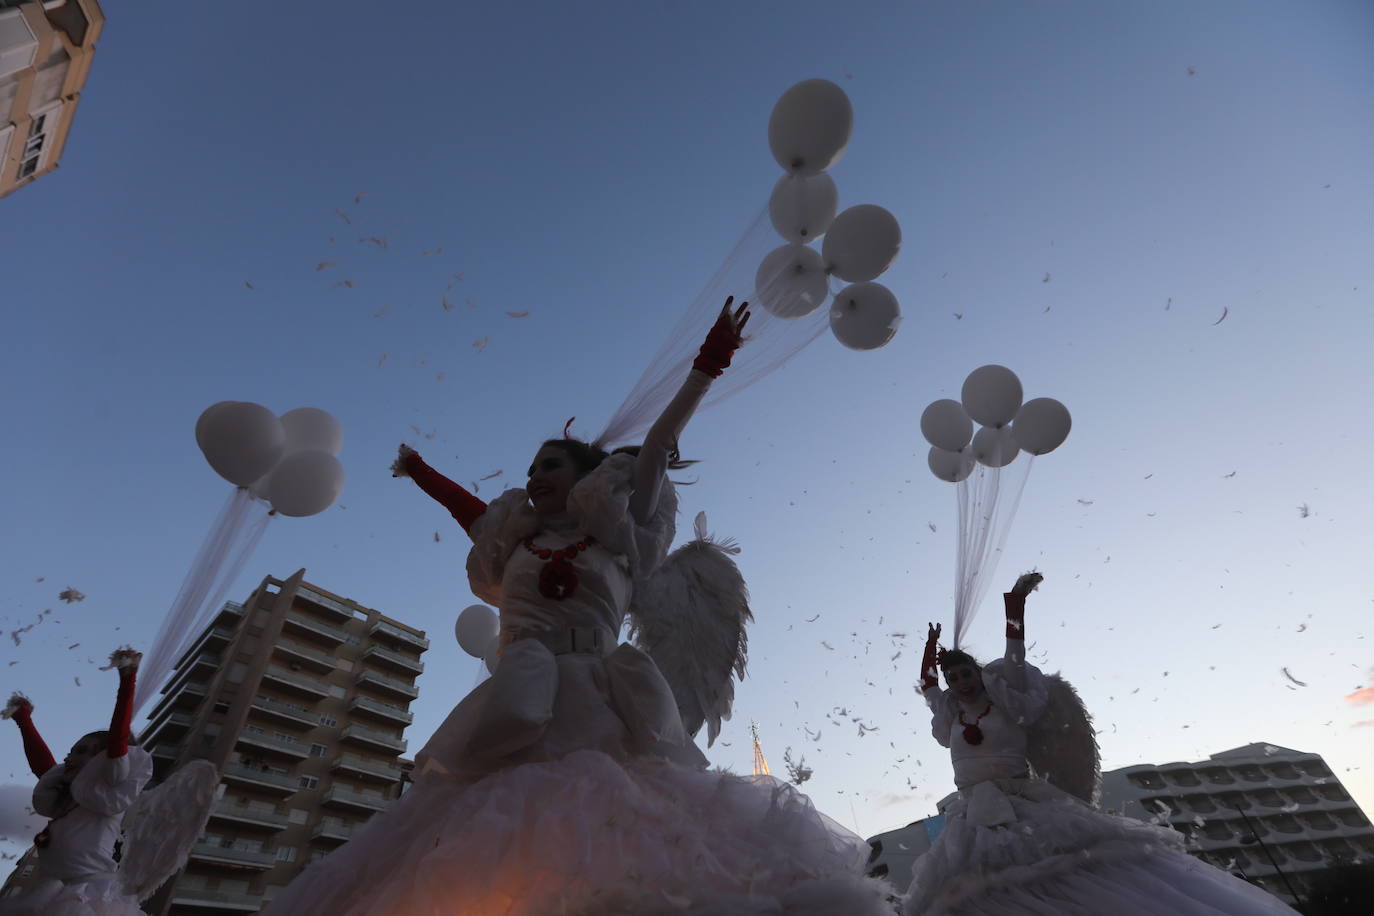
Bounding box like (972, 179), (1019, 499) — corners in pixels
(196, 402), (346, 517)
(762, 78), (903, 351)
(455, 604), (501, 673)
(920, 365), (1072, 482)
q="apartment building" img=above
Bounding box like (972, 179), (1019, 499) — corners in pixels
(1101, 742), (1374, 908)
(137, 569), (427, 914)
(0, 0), (104, 198)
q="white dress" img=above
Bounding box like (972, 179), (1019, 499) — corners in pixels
(0, 749), (153, 916)
(902, 647), (1297, 916)
(261, 456), (891, 916)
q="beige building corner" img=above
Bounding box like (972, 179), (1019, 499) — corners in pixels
(0, 0), (104, 199)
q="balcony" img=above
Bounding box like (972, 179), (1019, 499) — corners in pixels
(261, 664), (328, 699)
(167, 680), (208, 710)
(209, 799), (290, 831)
(362, 644), (424, 675)
(169, 886), (263, 912)
(184, 651), (223, 678)
(348, 695), (413, 725)
(296, 586), (354, 621)
(222, 763), (300, 796)
(283, 611), (349, 646)
(273, 637), (338, 674)
(322, 786), (391, 813)
(150, 742), (183, 762)
(341, 723), (406, 755)
(214, 600), (246, 628)
(333, 753), (403, 784)
(356, 668), (418, 700)
(369, 619), (430, 651)
(140, 710), (194, 746)
(250, 694), (319, 730)
(175, 626), (235, 669)
(311, 819), (356, 843)
(188, 840), (276, 870)
(236, 729), (309, 759)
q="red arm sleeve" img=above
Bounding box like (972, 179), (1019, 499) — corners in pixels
(13, 707), (57, 778)
(107, 668), (136, 758)
(404, 452), (488, 536)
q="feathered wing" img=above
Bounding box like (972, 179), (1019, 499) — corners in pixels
(627, 512), (752, 747)
(1026, 673), (1101, 805)
(117, 759), (219, 901)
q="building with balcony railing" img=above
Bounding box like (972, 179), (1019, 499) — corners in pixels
(1100, 743), (1374, 909)
(126, 569), (426, 916)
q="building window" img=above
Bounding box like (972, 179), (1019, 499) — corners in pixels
(274, 846), (297, 862)
(319, 715), (337, 727)
(310, 744), (328, 757)
(28, 114), (46, 137)
(298, 776), (319, 789)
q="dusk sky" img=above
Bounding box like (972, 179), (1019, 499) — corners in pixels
(2, 0), (1371, 858)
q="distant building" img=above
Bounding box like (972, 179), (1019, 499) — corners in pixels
(865, 792), (956, 893)
(135, 569), (428, 915)
(0, 0), (104, 199)
(1101, 742), (1374, 909)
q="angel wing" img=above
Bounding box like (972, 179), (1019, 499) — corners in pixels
(627, 512), (752, 747)
(1026, 673), (1101, 805)
(117, 760), (219, 901)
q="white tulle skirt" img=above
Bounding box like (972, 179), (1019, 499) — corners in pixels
(0, 875), (141, 916)
(260, 749), (891, 916)
(902, 777), (1297, 916)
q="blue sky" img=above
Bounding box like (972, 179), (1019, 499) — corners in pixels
(2, 0), (1372, 856)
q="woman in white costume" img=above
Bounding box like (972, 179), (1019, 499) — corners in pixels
(260, 299), (890, 916)
(905, 573), (1297, 916)
(1, 650), (153, 916)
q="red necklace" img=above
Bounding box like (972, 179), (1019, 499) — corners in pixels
(522, 535), (596, 600)
(958, 702), (993, 746)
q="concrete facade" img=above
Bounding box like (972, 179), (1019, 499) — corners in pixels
(0, 0), (104, 199)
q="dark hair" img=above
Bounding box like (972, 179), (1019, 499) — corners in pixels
(77, 730), (109, 747)
(539, 439), (610, 477)
(938, 649), (980, 674)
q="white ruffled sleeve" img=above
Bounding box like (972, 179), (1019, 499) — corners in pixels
(566, 453), (678, 579)
(980, 658), (1050, 728)
(925, 688), (956, 748)
(465, 489), (540, 605)
(68, 747), (154, 816)
(33, 762), (70, 817)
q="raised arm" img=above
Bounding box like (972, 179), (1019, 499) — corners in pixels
(629, 297), (750, 524)
(3, 693), (57, 778)
(104, 649), (140, 758)
(392, 444), (488, 536)
(1002, 572), (1042, 691)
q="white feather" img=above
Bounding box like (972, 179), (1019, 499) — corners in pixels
(628, 512), (752, 747)
(1026, 673), (1101, 805)
(117, 760), (219, 901)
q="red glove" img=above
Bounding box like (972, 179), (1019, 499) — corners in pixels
(920, 624), (942, 693)
(692, 298), (749, 379)
(1005, 572), (1041, 640)
(107, 666), (137, 758)
(11, 699), (57, 777)
(400, 449), (488, 535)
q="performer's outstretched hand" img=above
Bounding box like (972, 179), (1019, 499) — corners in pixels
(391, 443), (417, 478)
(1010, 571), (1043, 598)
(101, 647), (142, 672)
(920, 623), (942, 692)
(693, 296), (752, 378)
(1, 692), (32, 720)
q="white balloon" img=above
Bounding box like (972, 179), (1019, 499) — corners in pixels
(755, 244), (829, 319)
(268, 450), (345, 517)
(280, 407), (343, 457)
(1011, 397), (1072, 455)
(195, 401), (240, 452)
(829, 282), (900, 350)
(455, 604), (500, 658)
(920, 400), (973, 452)
(248, 472), (274, 502)
(821, 205), (901, 283)
(483, 635), (502, 675)
(971, 425), (1020, 468)
(198, 402), (286, 487)
(928, 446), (975, 483)
(961, 365), (1023, 428)
(768, 173), (839, 243)
(768, 78), (853, 176)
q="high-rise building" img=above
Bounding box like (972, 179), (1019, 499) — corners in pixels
(137, 569), (428, 915)
(0, 0), (104, 199)
(1101, 742), (1374, 908)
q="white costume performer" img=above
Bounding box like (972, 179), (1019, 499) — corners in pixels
(260, 302), (891, 916)
(1, 652), (216, 916)
(904, 577), (1297, 916)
